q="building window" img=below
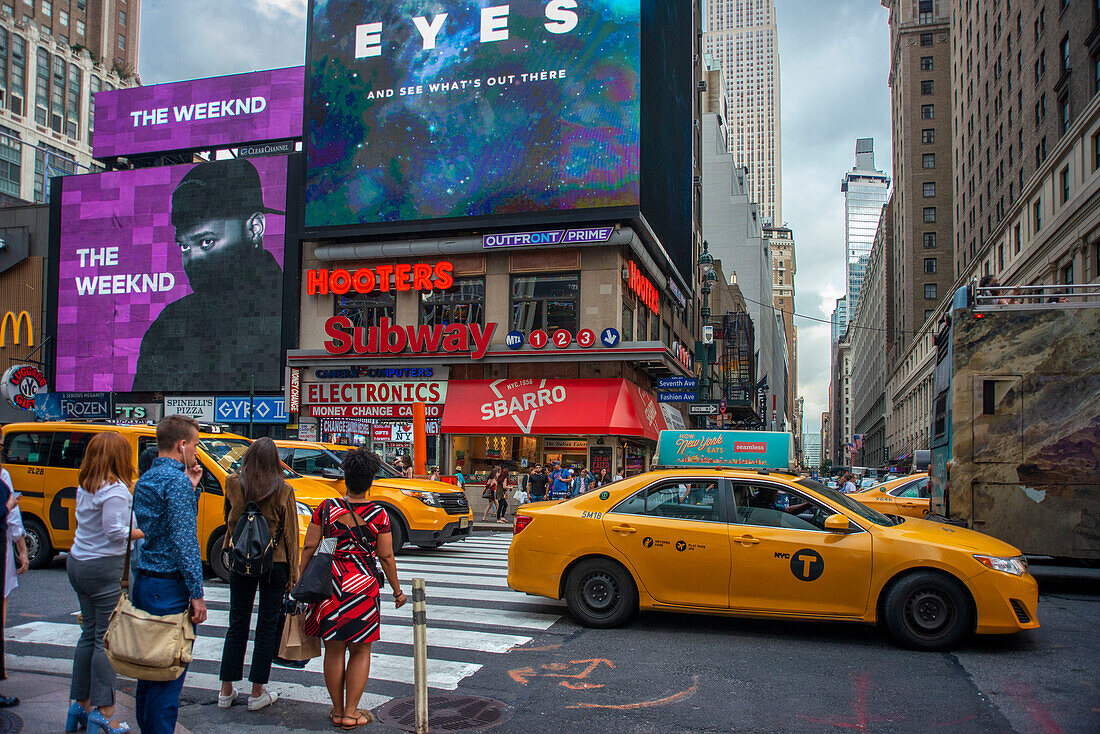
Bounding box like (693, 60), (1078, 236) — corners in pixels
(1035, 8), (1045, 40)
(511, 274), (579, 332)
(65, 62), (80, 139)
(33, 144), (75, 203)
(420, 277), (485, 326)
(87, 74), (99, 145)
(58, 8), (66, 25)
(923, 181), (936, 197)
(920, 79), (934, 94)
(41, 1), (50, 17)
(0, 125), (22, 198)
(1095, 131), (1100, 171)
(117, 34), (125, 50)
(1059, 98), (1070, 135)
(621, 303), (633, 341)
(1033, 200), (1042, 232)
(920, 32), (933, 46)
(1, 6), (10, 15)
(925, 309), (935, 322)
(924, 257), (937, 274)
(920, 56), (933, 71)
(1060, 166), (1070, 204)
(1035, 136), (1047, 166)
(924, 283), (938, 300)
(1062, 262), (1074, 285)
(921, 128), (935, 144)
(34, 48), (48, 127)
(118, 9), (126, 26)
(1060, 35), (1069, 73)
(923, 231), (937, 248)
(918, 0), (933, 22)
(1014, 223), (1021, 254)
(336, 290), (396, 329)
(76, 19), (84, 36)
(922, 153), (935, 168)
(1035, 93), (1046, 125)
(923, 207), (937, 223)
(637, 306), (648, 342)
(10, 34), (23, 116)
(921, 104), (934, 119)
(1035, 50), (1046, 82)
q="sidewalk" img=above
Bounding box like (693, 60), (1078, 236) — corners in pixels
(466, 489), (521, 534)
(1, 666), (192, 734)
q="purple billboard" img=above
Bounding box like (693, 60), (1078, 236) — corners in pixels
(55, 157), (290, 393)
(92, 67), (304, 159)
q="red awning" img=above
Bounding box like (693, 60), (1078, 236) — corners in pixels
(441, 378), (668, 442)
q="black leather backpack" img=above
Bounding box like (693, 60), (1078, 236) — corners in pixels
(229, 500), (282, 578)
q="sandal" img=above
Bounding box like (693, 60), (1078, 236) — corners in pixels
(341, 710), (374, 730)
(328, 707), (344, 728)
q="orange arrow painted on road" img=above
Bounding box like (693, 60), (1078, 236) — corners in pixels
(508, 659), (615, 686)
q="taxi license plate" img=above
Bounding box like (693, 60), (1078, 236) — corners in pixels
(459, 517), (469, 529)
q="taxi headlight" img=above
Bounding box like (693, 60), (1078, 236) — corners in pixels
(973, 554), (1027, 576)
(296, 501), (311, 517)
(401, 489), (441, 507)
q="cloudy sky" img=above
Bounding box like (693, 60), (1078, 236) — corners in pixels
(138, 0), (892, 435)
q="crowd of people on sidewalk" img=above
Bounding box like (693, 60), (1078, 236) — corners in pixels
(477, 461), (621, 522)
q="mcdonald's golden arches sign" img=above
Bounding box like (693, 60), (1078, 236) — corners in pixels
(0, 311), (33, 348)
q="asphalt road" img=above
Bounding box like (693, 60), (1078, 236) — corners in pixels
(6, 546), (1097, 734)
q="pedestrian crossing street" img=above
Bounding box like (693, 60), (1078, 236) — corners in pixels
(6, 534), (567, 710)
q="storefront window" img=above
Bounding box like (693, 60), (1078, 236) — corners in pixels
(337, 290), (395, 328)
(511, 274), (579, 332)
(621, 303), (633, 341)
(421, 277), (484, 326)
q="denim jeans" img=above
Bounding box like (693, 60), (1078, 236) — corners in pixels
(131, 573), (191, 734)
(219, 563), (288, 686)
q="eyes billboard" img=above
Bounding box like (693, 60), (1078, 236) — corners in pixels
(50, 157), (294, 393)
(305, 0), (640, 231)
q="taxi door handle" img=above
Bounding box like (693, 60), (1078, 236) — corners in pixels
(733, 535), (761, 545)
(610, 525), (637, 534)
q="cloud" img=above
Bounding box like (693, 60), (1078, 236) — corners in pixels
(138, 0), (306, 84)
(776, 0), (891, 433)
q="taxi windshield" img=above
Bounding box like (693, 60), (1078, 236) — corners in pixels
(796, 478), (898, 526)
(201, 437), (301, 479)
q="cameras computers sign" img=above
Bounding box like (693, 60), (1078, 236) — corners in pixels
(305, 1), (640, 231)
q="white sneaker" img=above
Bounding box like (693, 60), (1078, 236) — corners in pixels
(247, 690), (279, 711)
(217, 688), (238, 709)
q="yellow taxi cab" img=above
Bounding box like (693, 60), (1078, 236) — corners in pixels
(508, 431), (1038, 651)
(2, 422), (339, 579)
(849, 473), (930, 519)
(273, 440), (473, 550)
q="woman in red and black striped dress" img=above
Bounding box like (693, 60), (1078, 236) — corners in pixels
(300, 448), (405, 730)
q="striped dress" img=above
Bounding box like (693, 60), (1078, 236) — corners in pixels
(304, 499), (390, 643)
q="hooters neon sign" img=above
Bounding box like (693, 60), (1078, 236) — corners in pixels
(307, 261), (454, 295)
(629, 261), (658, 314)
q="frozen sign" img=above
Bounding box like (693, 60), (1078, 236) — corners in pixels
(93, 67), (304, 159)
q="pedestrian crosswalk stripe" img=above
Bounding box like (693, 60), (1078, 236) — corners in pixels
(6, 536), (560, 705)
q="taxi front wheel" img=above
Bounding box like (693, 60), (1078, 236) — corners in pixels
(883, 571), (974, 651)
(564, 558), (638, 628)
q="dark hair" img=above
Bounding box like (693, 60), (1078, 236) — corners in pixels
(498, 467), (510, 485)
(486, 467), (499, 482)
(156, 414), (200, 452)
(342, 447), (382, 496)
(238, 437), (285, 504)
(979, 274), (1000, 288)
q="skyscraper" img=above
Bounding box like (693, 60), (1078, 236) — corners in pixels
(702, 0), (782, 224)
(841, 139), (890, 317)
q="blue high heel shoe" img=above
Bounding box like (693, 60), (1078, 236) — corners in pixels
(86, 709), (130, 734)
(65, 702), (90, 732)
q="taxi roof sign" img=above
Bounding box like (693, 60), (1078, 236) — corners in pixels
(656, 430), (795, 471)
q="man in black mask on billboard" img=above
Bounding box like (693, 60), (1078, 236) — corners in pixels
(132, 159), (284, 392)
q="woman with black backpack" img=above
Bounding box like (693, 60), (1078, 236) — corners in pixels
(218, 437), (300, 712)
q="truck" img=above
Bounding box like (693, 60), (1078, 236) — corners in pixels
(928, 282), (1100, 561)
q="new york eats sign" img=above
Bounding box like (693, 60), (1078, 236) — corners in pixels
(93, 66), (305, 159)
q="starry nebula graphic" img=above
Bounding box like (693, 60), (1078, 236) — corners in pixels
(306, 0), (640, 229)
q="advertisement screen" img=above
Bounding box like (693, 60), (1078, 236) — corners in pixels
(92, 67), (304, 159)
(306, 0), (640, 230)
(54, 157), (290, 393)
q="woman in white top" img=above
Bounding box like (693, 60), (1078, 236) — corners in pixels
(65, 432), (143, 734)
(1, 467), (28, 625)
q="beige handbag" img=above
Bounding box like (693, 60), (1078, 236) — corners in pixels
(103, 498), (196, 681)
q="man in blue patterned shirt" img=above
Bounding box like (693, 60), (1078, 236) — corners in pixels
(132, 415), (208, 734)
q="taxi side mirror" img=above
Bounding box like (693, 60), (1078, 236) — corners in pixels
(322, 468), (345, 480)
(824, 513), (853, 533)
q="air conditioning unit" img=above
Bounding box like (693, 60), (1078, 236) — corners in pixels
(11, 96), (23, 117)
(693, 176), (702, 186)
(697, 80), (707, 92)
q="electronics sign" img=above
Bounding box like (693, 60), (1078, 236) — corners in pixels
(305, 0), (640, 231)
(52, 157), (291, 393)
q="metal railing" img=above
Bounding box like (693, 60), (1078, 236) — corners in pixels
(974, 283), (1100, 310)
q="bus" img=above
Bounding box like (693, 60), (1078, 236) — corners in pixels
(928, 282), (1100, 561)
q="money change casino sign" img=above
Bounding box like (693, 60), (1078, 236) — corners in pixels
(306, 0), (640, 230)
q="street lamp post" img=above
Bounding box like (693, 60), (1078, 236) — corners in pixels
(697, 242), (717, 424)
